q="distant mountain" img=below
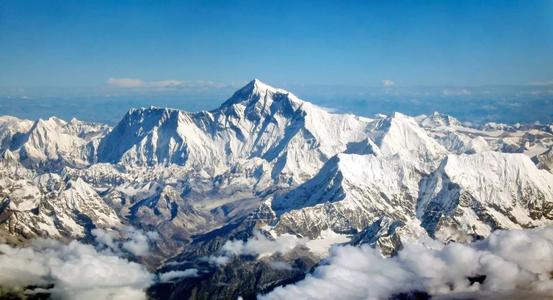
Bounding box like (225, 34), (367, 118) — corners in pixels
(1, 80), (552, 298)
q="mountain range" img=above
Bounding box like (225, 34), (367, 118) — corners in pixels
(1, 79), (553, 299)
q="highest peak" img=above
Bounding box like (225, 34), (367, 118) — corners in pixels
(245, 78), (281, 93)
(221, 79), (302, 107)
(239, 78), (289, 96)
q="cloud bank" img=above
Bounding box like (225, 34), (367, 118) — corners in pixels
(261, 227), (553, 300)
(0, 239), (154, 300)
(0, 227), (160, 300)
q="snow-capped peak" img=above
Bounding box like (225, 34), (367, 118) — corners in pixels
(250, 78), (278, 93)
(369, 112), (447, 165)
(418, 112), (462, 128)
(220, 79), (303, 108)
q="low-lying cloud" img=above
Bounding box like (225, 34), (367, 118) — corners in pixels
(382, 80), (395, 87)
(261, 227), (553, 300)
(92, 226), (159, 256)
(158, 269), (199, 282)
(203, 231), (306, 266)
(221, 231), (306, 257)
(0, 239), (154, 300)
(0, 227), (160, 299)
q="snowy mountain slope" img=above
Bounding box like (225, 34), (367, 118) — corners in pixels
(418, 152), (553, 242)
(0, 116), (34, 158)
(3, 116), (109, 169)
(270, 150), (553, 246)
(368, 112), (447, 165)
(418, 112), (553, 157)
(271, 153), (423, 238)
(0, 155), (121, 242)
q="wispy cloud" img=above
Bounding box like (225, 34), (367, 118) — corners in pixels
(158, 269), (199, 282)
(382, 79), (395, 87)
(107, 78), (145, 88)
(528, 80), (553, 86)
(442, 88), (471, 96)
(92, 226), (159, 256)
(201, 231), (306, 266)
(106, 77), (226, 90)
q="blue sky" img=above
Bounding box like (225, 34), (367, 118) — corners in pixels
(0, 1), (552, 124)
(1, 0), (552, 90)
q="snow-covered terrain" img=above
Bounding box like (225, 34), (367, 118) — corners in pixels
(0, 79), (552, 299)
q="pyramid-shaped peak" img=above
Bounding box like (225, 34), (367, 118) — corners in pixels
(241, 78), (288, 95)
(249, 78), (277, 91)
(221, 79), (302, 107)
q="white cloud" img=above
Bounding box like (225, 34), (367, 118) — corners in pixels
(442, 88), (471, 96)
(158, 269), (199, 282)
(221, 231), (306, 258)
(92, 226), (158, 257)
(92, 227), (117, 249)
(0, 239), (154, 300)
(382, 79), (395, 87)
(107, 77), (179, 89)
(106, 78), (225, 90)
(201, 255), (231, 266)
(261, 227), (553, 300)
(268, 261), (294, 271)
(122, 228), (154, 256)
(201, 231), (306, 266)
(528, 80), (553, 86)
(107, 78), (145, 88)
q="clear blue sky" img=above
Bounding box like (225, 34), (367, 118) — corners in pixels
(1, 0), (552, 93)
